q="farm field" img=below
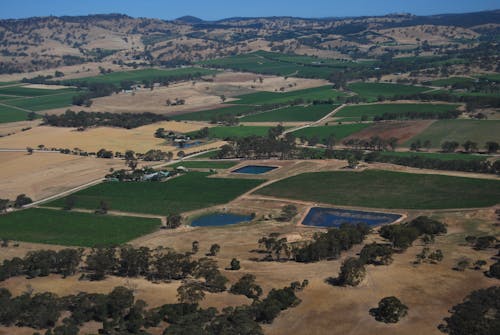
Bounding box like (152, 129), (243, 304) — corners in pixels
(335, 103), (460, 121)
(240, 104), (337, 122)
(255, 170), (500, 209)
(0, 208), (161, 246)
(0, 105), (37, 123)
(403, 119), (500, 148)
(171, 105), (255, 121)
(347, 82), (430, 102)
(233, 85), (344, 105)
(199, 125), (279, 139)
(48, 172), (264, 215)
(0, 85), (72, 97)
(4, 91), (76, 111)
(59, 67), (218, 86)
(168, 160), (238, 169)
(429, 77), (475, 87)
(378, 151), (490, 161)
(291, 123), (370, 142)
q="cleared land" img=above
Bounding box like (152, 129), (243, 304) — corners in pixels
(335, 103), (460, 121)
(348, 83), (430, 102)
(0, 208), (160, 246)
(291, 123), (370, 142)
(48, 172), (264, 215)
(343, 120), (435, 144)
(240, 104), (337, 122)
(0, 152), (122, 201)
(404, 119), (500, 148)
(255, 170), (500, 209)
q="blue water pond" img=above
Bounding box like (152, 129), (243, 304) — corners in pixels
(302, 207), (401, 228)
(191, 213), (253, 227)
(232, 165), (277, 174)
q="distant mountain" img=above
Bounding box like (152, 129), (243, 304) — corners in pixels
(175, 15), (204, 24)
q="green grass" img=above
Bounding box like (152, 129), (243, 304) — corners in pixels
(0, 208), (161, 247)
(335, 103), (460, 121)
(62, 67), (218, 86)
(0, 85), (71, 97)
(48, 172), (263, 216)
(233, 86), (344, 105)
(404, 120), (500, 148)
(348, 83), (430, 102)
(196, 126), (279, 139)
(240, 104), (337, 122)
(379, 151), (489, 162)
(478, 73), (500, 82)
(5, 91), (76, 111)
(168, 161), (238, 169)
(255, 170), (500, 209)
(430, 77), (475, 87)
(0, 105), (38, 123)
(291, 123), (370, 142)
(0, 82), (20, 87)
(171, 105), (255, 121)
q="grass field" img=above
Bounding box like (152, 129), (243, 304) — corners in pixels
(0, 105), (38, 123)
(169, 161), (238, 169)
(171, 105), (255, 121)
(48, 172), (263, 216)
(255, 170), (500, 209)
(429, 77), (475, 87)
(240, 104), (337, 122)
(233, 86), (344, 105)
(335, 103), (460, 121)
(379, 151), (489, 161)
(404, 120), (500, 148)
(347, 83), (430, 102)
(197, 126), (278, 139)
(5, 91), (76, 111)
(0, 85), (72, 97)
(0, 208), (161, 246)
(62, 67), (218, 86)
(291, 123), (370, 142)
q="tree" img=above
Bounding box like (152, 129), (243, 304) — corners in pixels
(177, 282), (205, 304)
(359, 243), (393, 266)
(177, 151), (185, 159)
(27, 112), (37, 121)
(26, 147), (34, 155)
(347, 155), (359, 169)
(192, 241), (199, 254)
(441, 141), (459, 153)
(63, 196), (76, 211)
(487, 261), (500, 279)
(485, 141), (499, 153)
(220, 95), (226, 102)
(370, 296), (408, 323)
(208, 244), (220, 256)
(166, 214), (182, 229)
(14, 194), (32, 208)
(229, 258), (240, 271)
(280, 204), (298, 222)
(463, 140), (478, 153)
(337, 257), (366, 286)
(86, 247), (117, 280)
(230, 274), (262, 300)
(96, 200), (109, 214)
(0, 198), (9, 212)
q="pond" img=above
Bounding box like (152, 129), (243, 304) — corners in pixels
(232, 165), (277, 174)
(191, 213), (254, 227)
(302, 207), (401, 228)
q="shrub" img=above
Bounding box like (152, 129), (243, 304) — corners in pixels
(370, 296), (408, 323)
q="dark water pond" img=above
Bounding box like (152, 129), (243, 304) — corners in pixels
(302, 207), (401, 228)
(191, 213), (253, 227)
(232, 165), (277, 174)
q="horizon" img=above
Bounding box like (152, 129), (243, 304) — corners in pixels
(0, 0), (499, 20)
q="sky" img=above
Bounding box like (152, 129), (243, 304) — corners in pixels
(0, 0), (499, 20)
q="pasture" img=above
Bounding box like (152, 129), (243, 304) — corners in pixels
(255, 170), (500, 209)
(240, 104), (337, 122)
(335, 103), (460, 121)
(199, 125), (278, 139)
(347, 82), (430, 102)
(48, 172), (263, 215)
(291, 123), (370, 142)
(0, 208), (161, 246)
(404, 119), (500, 148)
(233, 85), (344, 105)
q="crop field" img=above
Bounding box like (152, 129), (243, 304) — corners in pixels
(403, 119), (500, 148)
(199, 125), (278, 139)
(48, 172), (263, 215)
(0, 85), (72, 97)
(0, 208), (161, 246)
(335, 103), (460, 121)
(379, 151), (490, 161)
(429, 77), (475, 87)
(240, 104), (337, 122)
(4, 91), (76, 111)
(168, 161), (238, 169)
(255, 170), (500, 209)
(0, 105), (38, 123)
(347, 82), (430, 101)
(171, 105), (255, 121)
(233, 85), (344, 105)
(291, 123), (370, 142)
(61, 67), (218, 86)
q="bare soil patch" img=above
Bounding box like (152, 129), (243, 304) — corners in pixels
(343, 120), (435, 143)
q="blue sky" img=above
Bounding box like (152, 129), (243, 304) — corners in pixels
(0, 0), (499, 20)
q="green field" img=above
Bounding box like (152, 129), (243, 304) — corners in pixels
(335, 103), (460, 121)
(171, 105), (255, 121)
(0, 82), (21, 87)
(169, 161), (238, 169)
(348, 83), (430, 102)
(255, 170), (500, 209)
(0, 105), (38, 123)
(240, 104), (337, 122)
(429, 77), (475, 87)
(196, 126), (279, 139)
(291, 123), (370, 142)
(404, 120), (500, 148)
(233, 86), (344, 105)
(379, 151), (489, 162)
(0, 208), (161, 246)
(48, 172), (263, 216)
(5, 91), (76, 111)
(0, 85), (71, 97)
(62, 67), (218, 86)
